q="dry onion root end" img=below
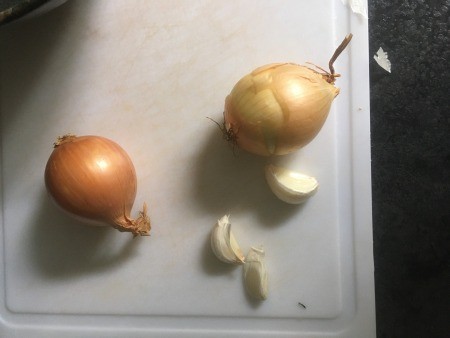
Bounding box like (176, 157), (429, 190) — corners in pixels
(206, 117), (239, 155)
(113, 202), (151, 237)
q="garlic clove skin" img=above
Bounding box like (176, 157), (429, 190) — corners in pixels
(243, 246), (268, 300)
(210, 215), (245, 265)
(265, 164), (318, 204)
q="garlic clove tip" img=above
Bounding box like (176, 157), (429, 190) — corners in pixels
(210, 215), (245, 265)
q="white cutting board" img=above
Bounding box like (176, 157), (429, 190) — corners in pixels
(0, 0), (374, 336)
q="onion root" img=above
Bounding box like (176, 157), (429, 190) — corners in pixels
(114, 203), (151, 237)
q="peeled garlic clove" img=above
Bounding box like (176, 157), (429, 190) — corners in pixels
(243, 246), (268, 300)
(265, 164), (318, 204)
(210, 215), (245, 265)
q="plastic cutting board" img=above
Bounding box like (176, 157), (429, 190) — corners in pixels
(0, 0), (374, 336)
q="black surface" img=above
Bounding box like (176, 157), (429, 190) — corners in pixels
(0, 0), (51, 25)
(369, 1), (450, 337)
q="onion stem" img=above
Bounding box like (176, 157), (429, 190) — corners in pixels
(53, 133), (77, 147)
(328, 33), (353, 80)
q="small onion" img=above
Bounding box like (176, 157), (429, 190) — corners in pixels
(44, 134), (150, 236)
(221, 34), (353, 156)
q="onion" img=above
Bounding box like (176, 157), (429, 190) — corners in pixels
(220, 34), (353, 156)
(44, 134), (150, 236)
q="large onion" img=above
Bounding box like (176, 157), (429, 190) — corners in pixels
(221, 34), (352, 156)
(44, 134), (150, 236)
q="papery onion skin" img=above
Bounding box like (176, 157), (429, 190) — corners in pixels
(224, 63), (339, 156)
(44, 134), (150, 236)
(222, 34), (352, 156)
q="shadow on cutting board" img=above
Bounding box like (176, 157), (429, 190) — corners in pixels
(0, 1), (97, 185)
(194, 128), (307, 308)
(192, 127), (306, 227)
(27, 189), (142, 279)
(1, 1), (141, 280)
(200, 231), (238, 276)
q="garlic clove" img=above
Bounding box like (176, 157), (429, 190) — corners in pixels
(210, 215), (245, 265)
(243, 246), (268, 300)
(265, 164), (319, 204)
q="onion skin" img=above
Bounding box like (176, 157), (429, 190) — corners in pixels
(222, 34), (353, 156)
(45, 134), (150, 236)
(224, 63), (339, 156)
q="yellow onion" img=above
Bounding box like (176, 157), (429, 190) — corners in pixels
(44, 134), (150, 236)
(222, 34), (352, 156)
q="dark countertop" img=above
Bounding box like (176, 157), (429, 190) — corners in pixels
(0, 0), (48, 24)
(369, 1), (449, 337)
(0, 0), (66, 25)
